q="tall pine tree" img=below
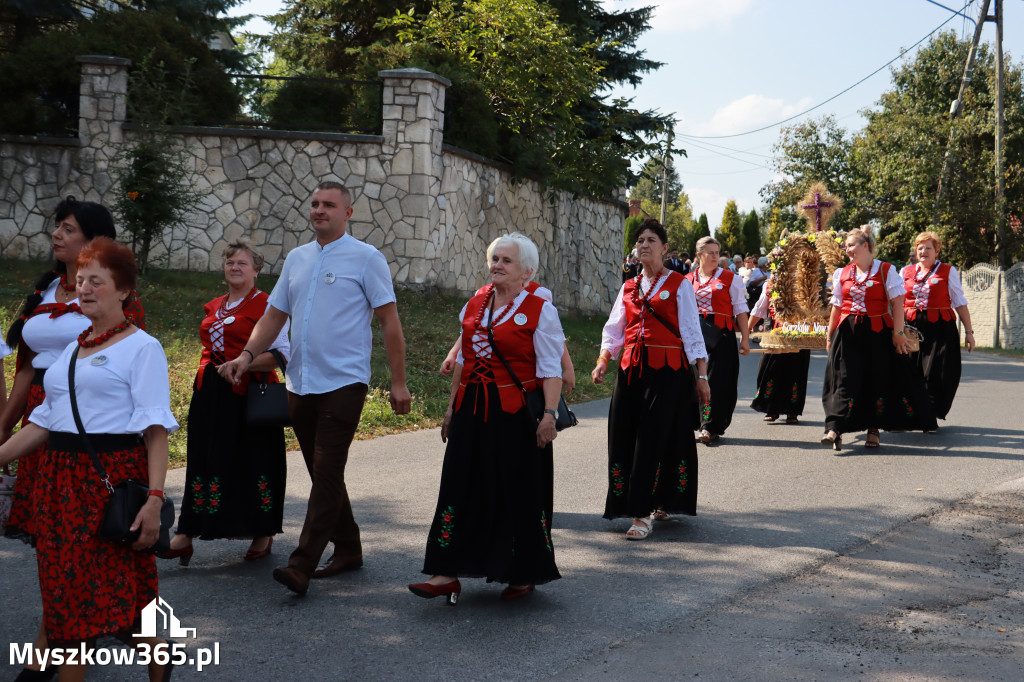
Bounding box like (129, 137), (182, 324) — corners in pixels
(716, 200), (743, 256)
(742, 210), (761, 256)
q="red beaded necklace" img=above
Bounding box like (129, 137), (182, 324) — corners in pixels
(58, 273), (76, 293)
(631, 268), (665, 307)
(78, 319), (131, 348)
(218, 286), (259, 317)
(472, 284), (518, 330)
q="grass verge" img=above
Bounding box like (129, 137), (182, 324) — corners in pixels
(1, 258), (613, 467)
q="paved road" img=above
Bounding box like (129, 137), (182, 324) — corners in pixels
(2, 350), (1022, 681)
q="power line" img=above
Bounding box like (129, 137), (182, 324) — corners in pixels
(681, 138), (768, 169)
(680, 0), (973, 139)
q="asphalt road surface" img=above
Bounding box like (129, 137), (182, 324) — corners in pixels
(3, 350), (1022, 681)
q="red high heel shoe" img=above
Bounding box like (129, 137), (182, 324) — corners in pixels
(244, 537), (273, 561)
(408, 579), (461, 605)
(500, 584), (535, 600)
(157, 545), (194, 567)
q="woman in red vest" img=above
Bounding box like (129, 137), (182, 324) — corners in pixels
(822, 226), (934, 450)
(410, 233), (564, 603)
(685, 236), (751, 443)
(593, 219), (710, 540)
(161, 240), (290, 565)
(901, 231), (975, 421)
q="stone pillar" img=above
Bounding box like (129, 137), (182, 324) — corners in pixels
(378, 68), (451, 286)
(75, 55), (131, 198)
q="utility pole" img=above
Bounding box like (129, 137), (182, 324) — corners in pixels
(660, 127), (672, 226)
(935, 0), (989, 208)
(994, 0), (1007, 269)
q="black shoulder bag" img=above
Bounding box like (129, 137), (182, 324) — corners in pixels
(69, 346), (173, 554)
(245, 349), (290, 427)
(485, 300), (577, 431)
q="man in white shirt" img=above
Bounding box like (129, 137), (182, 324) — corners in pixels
(220, 181), (411, 596)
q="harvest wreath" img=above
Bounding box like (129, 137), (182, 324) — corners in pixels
(754, 183), (848, 352)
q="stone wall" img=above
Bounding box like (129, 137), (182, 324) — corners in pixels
(0, 57), (626, 314)
(960, 262), (1024, 349)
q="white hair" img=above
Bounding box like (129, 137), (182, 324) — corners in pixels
(486, 232), (539, 281)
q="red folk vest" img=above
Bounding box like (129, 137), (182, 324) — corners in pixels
(686, 268), (737, 330)
(903, 262), (955, 322)
(196, 290), (278, 395)
(620, 271), (687, 372)
(839, 261), (894, 331)
(456, 290), (545, 417)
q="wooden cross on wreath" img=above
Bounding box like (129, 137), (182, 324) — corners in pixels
(796, 182), (843, 233)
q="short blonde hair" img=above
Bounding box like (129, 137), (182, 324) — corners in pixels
(695, 236), (720, 255)
(913, 231), (942, 253)
(850, 225), (876, 253)
(223, 238), (265, 273)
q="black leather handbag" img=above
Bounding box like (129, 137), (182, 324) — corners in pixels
(485, 313), (578, 432)
(245, 349), (290, 427)
(69, 347), (173, 554)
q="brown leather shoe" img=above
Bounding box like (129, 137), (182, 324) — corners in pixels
(272, 566), (310, 595)
(313, 554), (364, 578)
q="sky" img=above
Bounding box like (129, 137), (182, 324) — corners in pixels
(227, 0), (1024, 229)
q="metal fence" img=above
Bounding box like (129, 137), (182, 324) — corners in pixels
(961, 261), (1024, 349)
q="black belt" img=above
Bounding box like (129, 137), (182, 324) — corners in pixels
(48, 431), (144, 453)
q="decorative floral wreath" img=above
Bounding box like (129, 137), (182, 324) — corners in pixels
(766, 183), (849, 327)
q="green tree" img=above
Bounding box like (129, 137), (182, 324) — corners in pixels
(760, 114), (864, 237)
(636, 190), (692, 253)
(624, 214), (644, 257)
(855, 32), (1024, 265)
(763, 205), (786, 250)
(630, 155), (682, 207)
(742, 210), (761, 255)
(716, 200), (743, 255)
(691, 212), (711, 254)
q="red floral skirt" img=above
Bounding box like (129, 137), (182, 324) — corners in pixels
(35, 432), (158, 643)
(5, 369), (46, 543)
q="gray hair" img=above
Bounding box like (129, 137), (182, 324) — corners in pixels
(695, 236), (720, 255)
(757, 256), (769, 268)
(487, 232), (539, 281)
(222, 238), (265, 273)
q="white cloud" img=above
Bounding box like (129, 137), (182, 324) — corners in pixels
(687, 188), (731, 226)
(602, 0), (754, 32)
(691, 94), (815, 137)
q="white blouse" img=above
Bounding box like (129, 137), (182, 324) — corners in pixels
(30, 330), (179, 435)
(600, 274), (708, 364)
(692, 267), (750, 315)
(0, 325), (11, 358)
(21, 279), (91, 370)
(899, 263), (969, 308)
(830, 260), (906, 306)
(454, 289), (565, 378)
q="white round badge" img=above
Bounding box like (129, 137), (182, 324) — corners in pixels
(324, 272), (336, 285)
(715, 283), (724, 290)
(222, 315), (236, 325)
(514, 313), (528, 326)
(930, 277), (940, 284)
(866, 280), (875, 287)
(90, 355), (108, 366)
(659, 290), (670, 300)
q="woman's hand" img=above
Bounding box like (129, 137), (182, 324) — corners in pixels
(439, 351), (458, 376)
(562, 367), (576, 394)
(440, 408), (453, 443)
(964, 331), (975, 353)
(739, 338), (751, 356)
(696, 377), (711, 405)
(893, 330), (911, 355)
(131, 496), (163, 551)
(536, 413), (557, 447)
(591, 358), (608, 384)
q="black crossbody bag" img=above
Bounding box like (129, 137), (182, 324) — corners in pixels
(485, 299), (577, 431)
(69, 346), (173, 554)
(245, 348), (290, 427)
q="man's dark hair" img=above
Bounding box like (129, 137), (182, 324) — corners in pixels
(316, 181), (351, 204)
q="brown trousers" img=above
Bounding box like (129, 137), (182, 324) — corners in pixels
(287, 383), (368, 576)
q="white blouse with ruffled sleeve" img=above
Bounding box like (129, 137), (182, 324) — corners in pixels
(830, 260), (906, 306)
(30, 330), (179, 435)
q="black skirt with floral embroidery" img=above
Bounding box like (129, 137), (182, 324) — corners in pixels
(176, 364), (286, 540)
(750, 349), (811, 417)
(604, 356), (699, 520)
(421, 380), (560, 586)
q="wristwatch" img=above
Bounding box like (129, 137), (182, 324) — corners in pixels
(697, 374), (708, 380)
(544, 408), (558, 418)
